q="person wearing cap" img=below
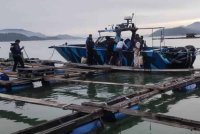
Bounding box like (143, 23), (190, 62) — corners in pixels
(86, 34), (95, 65)
(10, 39), (24, 71)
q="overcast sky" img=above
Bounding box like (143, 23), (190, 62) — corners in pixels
(1, 0), (200, 36)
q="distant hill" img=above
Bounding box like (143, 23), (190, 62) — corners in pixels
(0, 29), (82, 42)
(151, 22), (200, 36)
(0, 29), (46, 38)
(186, 22), (200, 31)
(0, 33), (42, 42)
(55, 34), (83, 39)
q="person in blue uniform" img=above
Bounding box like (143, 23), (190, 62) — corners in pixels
(10, 39), (24, 71)
(86, 34), (95, 65)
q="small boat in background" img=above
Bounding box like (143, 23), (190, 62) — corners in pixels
(186, 33), (196, 38)
(52, 15), (198, 69)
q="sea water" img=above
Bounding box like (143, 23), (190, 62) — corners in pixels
(0, 38), (200, 134)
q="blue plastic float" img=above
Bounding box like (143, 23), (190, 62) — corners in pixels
(71, 119), (102, 134)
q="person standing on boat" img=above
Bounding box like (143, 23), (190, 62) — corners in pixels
(140, 36), (147, 51)
(10, 39), (25, 72)
(133, 36), (141, 68)
(116, 39), (128, 66)
(86, 34), (95, 65)
(105, 36), (116, 65)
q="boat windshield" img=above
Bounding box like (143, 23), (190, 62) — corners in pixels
(95, 36), (115, 48)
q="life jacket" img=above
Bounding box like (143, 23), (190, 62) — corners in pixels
(86, 38), (94, 50)
(10, 43), (21, 55)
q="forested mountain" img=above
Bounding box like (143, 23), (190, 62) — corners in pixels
(151, 22), (200, 36)
(0, 29), (82, 42)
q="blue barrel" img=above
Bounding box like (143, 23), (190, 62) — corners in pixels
(54, 69), (65, 75)
(103, 104), (140, 121)
(183, 84), (197, 93)
(0, 73), (9, 93)
(0, 73), (9, 81)
(70, 119), (102, 134)
(173, 83), (197, 93)
(114, 105), (140, 120)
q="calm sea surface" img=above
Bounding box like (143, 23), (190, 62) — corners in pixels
(0, 38), (200, 134)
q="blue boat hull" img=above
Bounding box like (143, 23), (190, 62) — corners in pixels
(54, 45), (196, 69)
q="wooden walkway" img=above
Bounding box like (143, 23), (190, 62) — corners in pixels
(3, 86), (200, 133)
(0, 60), (200, 133)
(1, 73), (200, 133)
(67, 62), (200, 72)
(0, 64), (112, 92)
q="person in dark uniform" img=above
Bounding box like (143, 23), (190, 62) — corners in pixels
(140, 36), (147, 51)
(86, 34), (95, 65)
(105, 36), (116, 64)
(10, 39), (24, 71)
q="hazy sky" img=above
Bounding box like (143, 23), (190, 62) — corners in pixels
(1, 0), (200, 36)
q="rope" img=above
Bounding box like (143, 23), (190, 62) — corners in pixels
(149, 121), (152, 134)
(23, 47), (33, 68)
(23, 47), (30, 59)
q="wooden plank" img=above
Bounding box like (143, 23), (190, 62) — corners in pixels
(5, 72), (200, 133)
(18, 66), (54, 71)
(1, 73), (198, 111)
(34, 113), (102, 134)
(120, 108), (200, 131)
(10, 79), (33, 87)
(40, 60), (65, 64)
(63, 104), (102, 114)
(0, 79), (32, 89)
(44, 77), (158, 89)
(82, 90), (160, 112)
(95, 74), (200, 110)
(0, 80), (11, 86)
(106, 89), (152, 105)
(111, 66), (199, 72)
(2, 71), (17, 76)
(61, 67), (97, 72)
(68, 79), (158, 89)
(83, 90), (159, 112)
(14, 104), (200, 133)
(159, 75), (200, 90)
(13, 112), (84, 134)
(67, 63), (200, 72)
(82, 102), (200, 131)
(65, 72), (83, 78)
(111, 75), (196, 108)
(82, 89), (152, 108)
(0, 93), (67, 108)
(67, 63), (112, 70)
(111, 90), (160, 108)
(66, 69), (91, 74)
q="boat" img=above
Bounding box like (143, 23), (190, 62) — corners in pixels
(186, 33), (196, 38)
(52, 15), (197, 69)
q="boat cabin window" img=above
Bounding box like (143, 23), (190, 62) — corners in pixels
(95, 36), (115, 48)
(120, 31), (132, 40)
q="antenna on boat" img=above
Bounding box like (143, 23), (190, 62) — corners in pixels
(132, 13), (134, 21)
(124, 13), (134, 27)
